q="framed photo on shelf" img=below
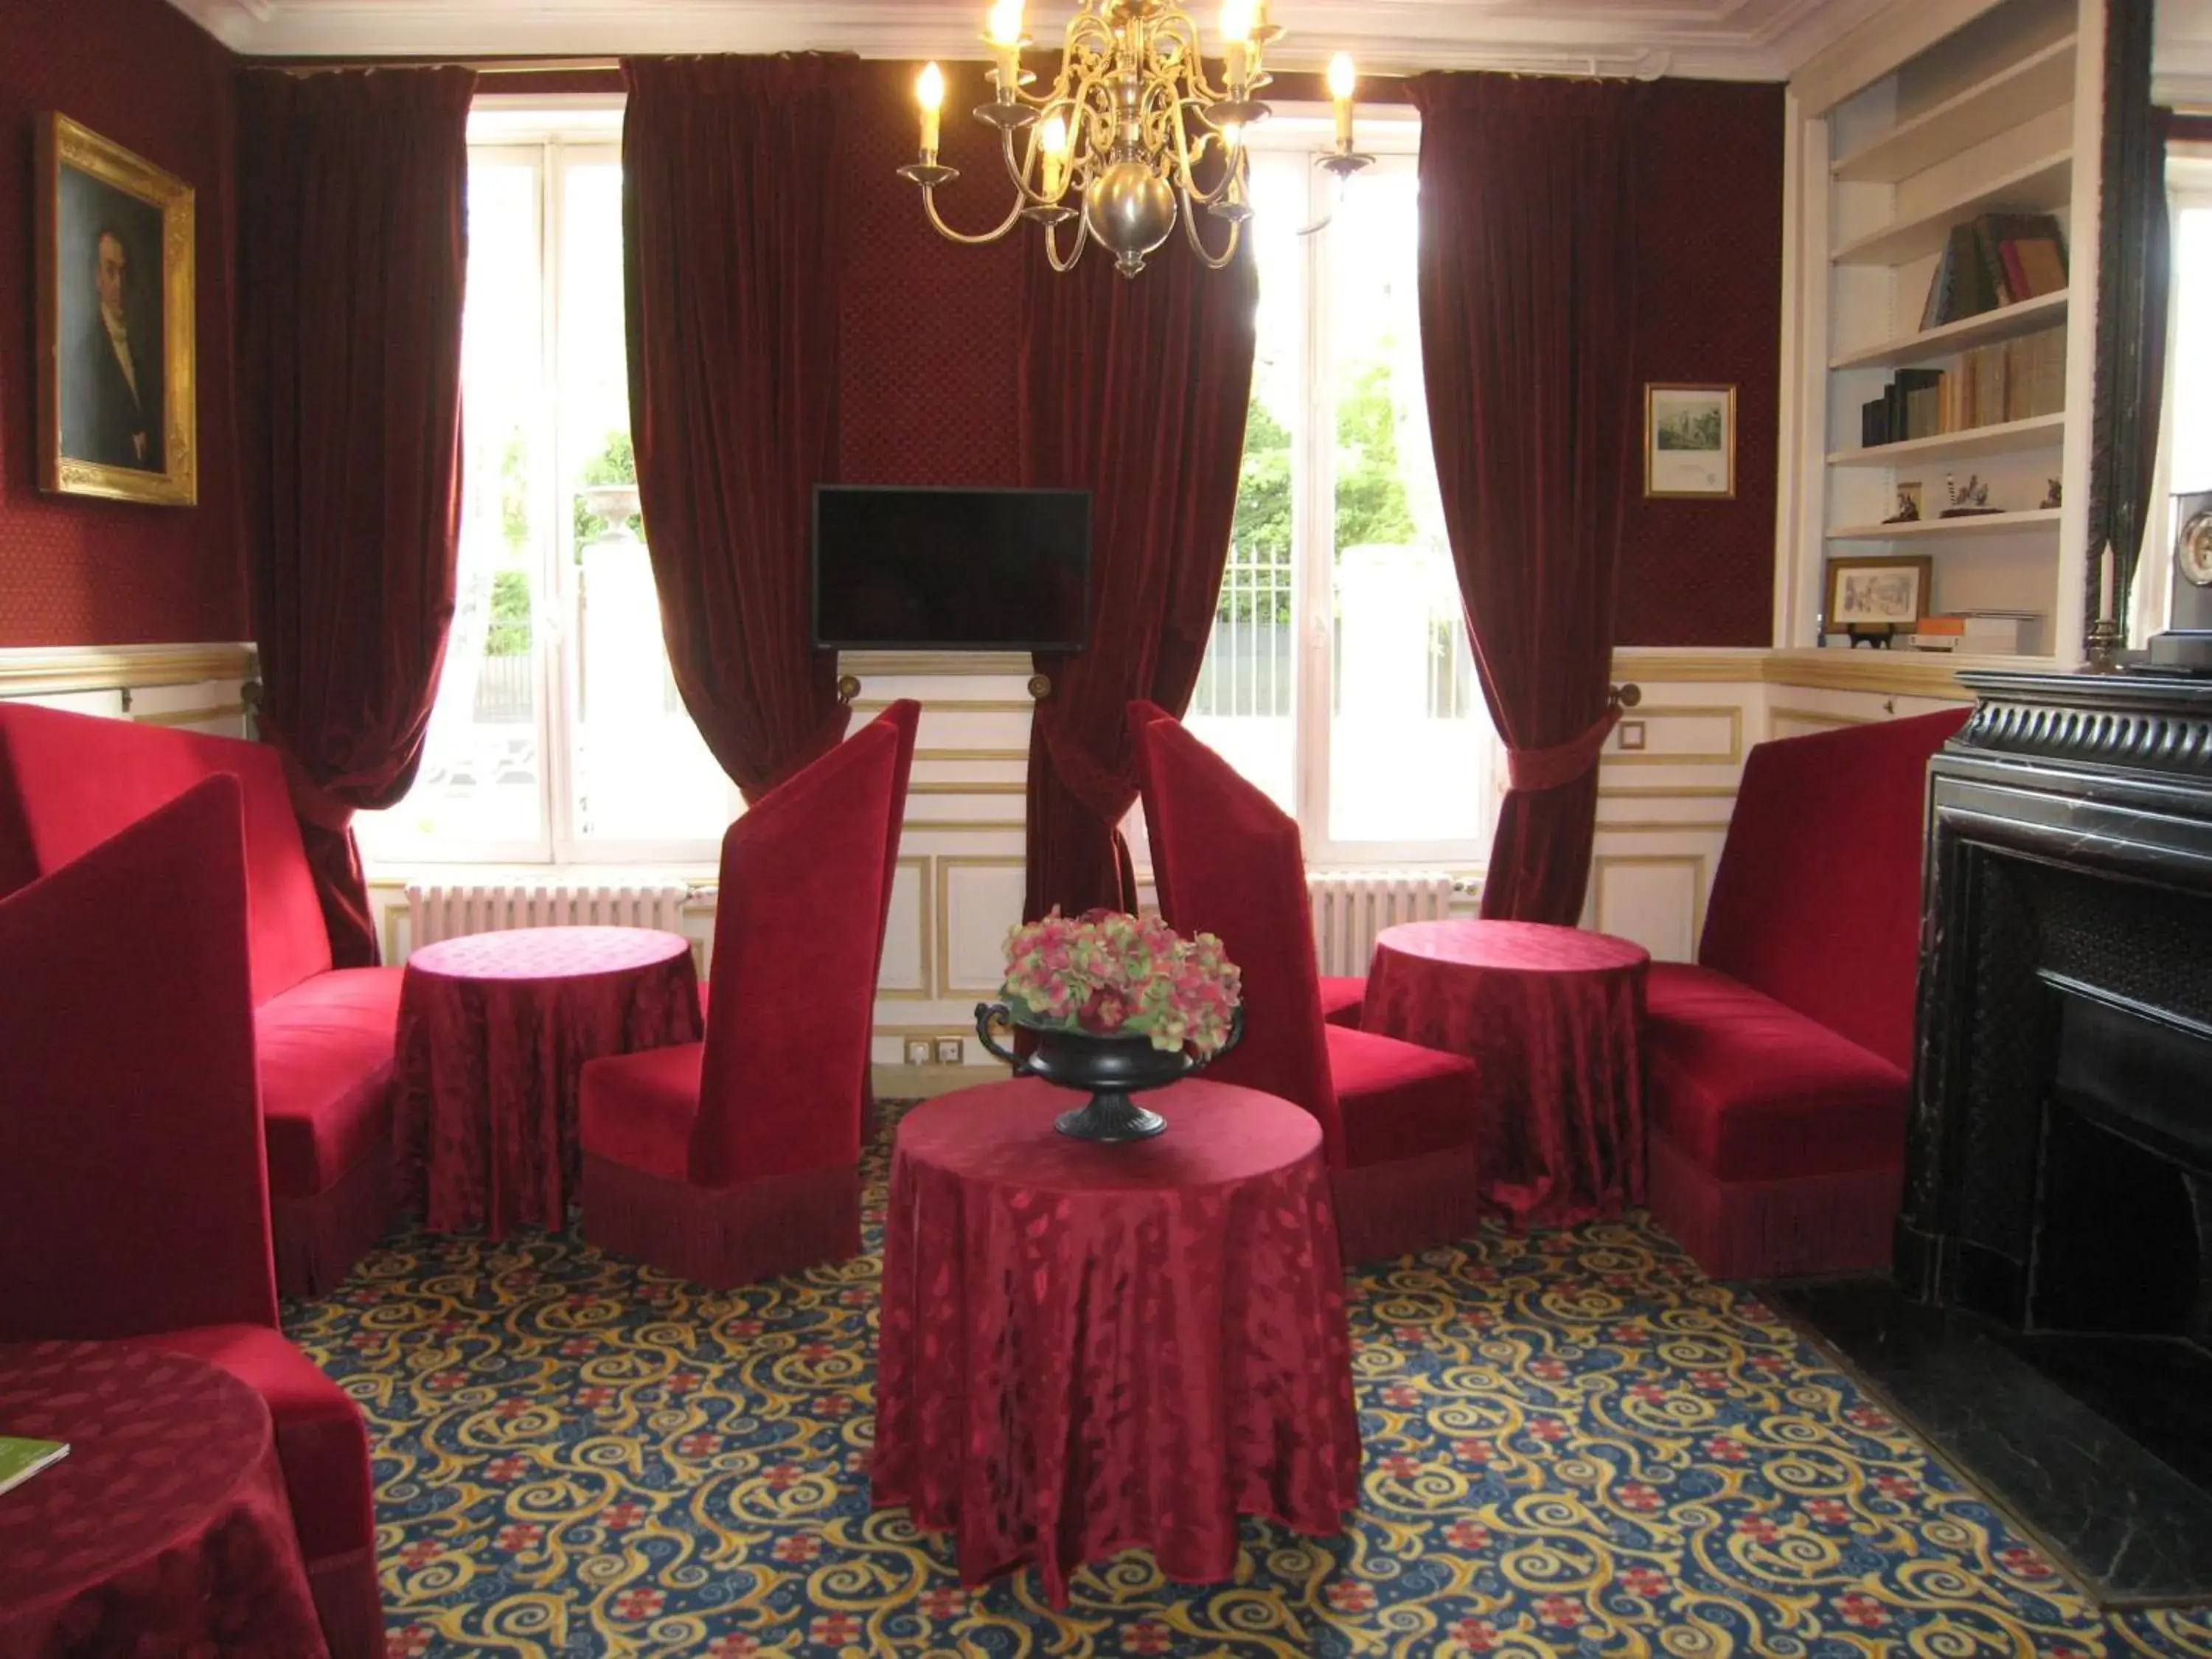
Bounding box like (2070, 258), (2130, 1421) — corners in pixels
(33, 112), (197, 507)
(1824, 554), (1933, 630)
(1644, 382), (1736, 498)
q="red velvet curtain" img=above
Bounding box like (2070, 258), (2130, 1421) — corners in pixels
(1409, 74), (1642, 925)
(237, 67), (474, 967)
(622, 55), (853, 801)
(1018, 231), (1257, 920)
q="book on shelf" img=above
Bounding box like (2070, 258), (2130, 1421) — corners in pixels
(1919, 212), (2069, 329)
(1853, 327), (2065, 447)
(0, 1436), (69, 1497)
(1902, 611), (2043, 654)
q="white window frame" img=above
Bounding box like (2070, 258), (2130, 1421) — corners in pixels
(364, 96), (738, 871)
(1245, 108), (1492, 869)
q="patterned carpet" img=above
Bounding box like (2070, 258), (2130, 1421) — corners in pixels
(286, 1116), (2212, 1658)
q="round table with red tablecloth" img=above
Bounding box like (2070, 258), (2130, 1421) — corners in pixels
(395, 925), (703, 1237)
(1363, 919), (1650, 1229)
(0, 1340), (330, 1659)
(871, 1076), (1361, 1606)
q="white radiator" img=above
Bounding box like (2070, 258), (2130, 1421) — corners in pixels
(405, 882), (692, 953)
(1306, 871), (1455, 976)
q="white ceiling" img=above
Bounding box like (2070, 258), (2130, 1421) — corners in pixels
(164, 0), (1901, 80)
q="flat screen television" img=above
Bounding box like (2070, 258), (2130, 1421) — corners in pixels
(812, 484), (1092, 651)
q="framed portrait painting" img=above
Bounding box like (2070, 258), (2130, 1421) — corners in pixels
(1644, 382), (1736, 498)
(34, 113), (197, 507)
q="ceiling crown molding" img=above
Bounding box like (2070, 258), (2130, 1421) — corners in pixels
(167, 0), (1893, 80)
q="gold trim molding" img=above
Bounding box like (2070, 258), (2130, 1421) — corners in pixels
(1604, 704), (1745, 766)
(840, 650), (1035, 678)
(1610, 646), (1983, 700)
(0, 642), (254, 699)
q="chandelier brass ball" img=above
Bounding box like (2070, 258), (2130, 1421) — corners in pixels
(1084, 159), (1177, 276)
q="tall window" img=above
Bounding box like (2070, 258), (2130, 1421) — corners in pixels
(1186, 118), (1500, 866)
(358, 105), (737, 866)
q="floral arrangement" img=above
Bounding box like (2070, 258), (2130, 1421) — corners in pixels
(998, 908), (1242, 1057)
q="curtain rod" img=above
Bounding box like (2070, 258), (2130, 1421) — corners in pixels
(267, 57), (622, 76)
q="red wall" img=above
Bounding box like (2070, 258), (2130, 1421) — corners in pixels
(0, 0), (243, 647)
(1618, 79), (1786, 648)
(837, 60), (1025, 487)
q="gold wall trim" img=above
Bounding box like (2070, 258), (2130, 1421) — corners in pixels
(1591, 852), (1710, 947)
(935, 855), (1026, 1000)
(1593, 819), (1736, 835)
(909, 781), (1030, 796)
(1610, 648), (1770, 684)
(877, 855), (935, 1001)
(0, 642), (254, 698)
(914, 748), (1029, 763)
(1597, 784), (1742, 800)
(902, 818), (1026, 833)
(1604, 704), (1745, 766)
(1761, 650), (1975, 698)
(854, 698), (1039, 716)
(134, 701), (246, 728)
(840, 650), (1034, 678)
(1768, 705), (1873, 732)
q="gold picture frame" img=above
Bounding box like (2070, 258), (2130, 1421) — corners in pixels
(1644, 382), (1736, 499)
(35, 113), (197, 507)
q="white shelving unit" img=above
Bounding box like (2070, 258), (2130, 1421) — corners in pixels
(1781, 0), (2110, 668)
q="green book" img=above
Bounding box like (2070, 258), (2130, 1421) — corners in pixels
(0, 1436), (69, 1497)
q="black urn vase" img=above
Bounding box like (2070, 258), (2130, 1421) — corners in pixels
(973, 1003), (1245, 1141)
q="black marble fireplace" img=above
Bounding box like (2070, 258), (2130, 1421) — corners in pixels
(1775, 669), (2212, 1604)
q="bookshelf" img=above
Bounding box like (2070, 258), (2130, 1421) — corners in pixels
(1784, 0), (2107, 668)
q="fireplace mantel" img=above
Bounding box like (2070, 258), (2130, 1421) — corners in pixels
(1903, 669), (2212, 1319)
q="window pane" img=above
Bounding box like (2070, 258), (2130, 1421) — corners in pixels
(1326, 164), (1498, 847)
(1187, 151), (1305, 816)
(361, 158), (547, 856)
(558, 160), (739, 846)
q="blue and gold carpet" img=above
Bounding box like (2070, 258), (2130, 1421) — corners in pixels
(288, 1118), (2212, 1657)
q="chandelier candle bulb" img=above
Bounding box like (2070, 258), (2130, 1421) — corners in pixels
(1221, 0), (1253, 86)
(1328, 52), (1357, 149)
(1039, 112), (1071, 198)
(987, 0), (1024, 94)
(917, 61), (945, 155)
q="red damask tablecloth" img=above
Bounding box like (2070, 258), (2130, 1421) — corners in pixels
(0, 1340), (329, 1659)
(1363, 919), (1650, 1228)
(395, 925), (702, 1237)
(872, 1077), (1361, 1605)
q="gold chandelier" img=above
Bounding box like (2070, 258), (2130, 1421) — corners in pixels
(900, 0), (1369, 277)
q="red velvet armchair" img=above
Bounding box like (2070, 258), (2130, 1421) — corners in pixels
(1129, 702), (1483, 1262)
(1644, 709), (1969, 1279)
(0, 777), (383, 1659)
(0, 703), (398, 1295)
(579, 703), (920, 1287)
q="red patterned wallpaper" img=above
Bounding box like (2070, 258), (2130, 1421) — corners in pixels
(1618, 79), (1786, 648)
(0, 0), (244, 647)
(837, 60), (1025, 487)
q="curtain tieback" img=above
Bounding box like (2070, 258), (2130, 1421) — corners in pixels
(256, 714), (361, 835)
(1505, 705), (1622, 794)
(1040, 714), (1135, 829)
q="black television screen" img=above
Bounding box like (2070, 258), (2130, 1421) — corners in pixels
(813, 485), (1092, 651)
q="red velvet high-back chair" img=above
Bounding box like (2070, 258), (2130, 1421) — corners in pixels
(0, 777), (383, 1659)
(579, 702), (919, 1287)
(1129, 701), (1484, 1262)
(1643, 709), (1969, 1279)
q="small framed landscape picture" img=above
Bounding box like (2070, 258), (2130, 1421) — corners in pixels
(1644, 382), (1736, 498)
(1824, 555), (1933, 630)
(34, 112), (197, 507)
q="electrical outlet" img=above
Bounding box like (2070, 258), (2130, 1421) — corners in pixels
(902, 1037), (933, 1068)
(934, 1036), (965, 1066)
(1616, 720), (1647, 752)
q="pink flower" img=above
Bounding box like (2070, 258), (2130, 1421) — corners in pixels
(496, 1523), (545, 1551)
(809, 1613), (861, 1646)
(1615, 1482), (1661, 1512)
(386, 1627), (434, 1658)
(918, 1587), (966, 1619)
(1836, 1593), (1888, 1627)
(1450, 1618), (1500, 1650)
(1736, 1517), (1781, 1545)
(1620, 1566), (1669, 1599)
(1444, 1520), (1490, 1550)
(1124, 1621), (1172, 1655)
(1805, 1498), (1851, 1526)
(1999, 1545), (2053, 1579)
(613, 1588), (664, 1621)
(1536, 1596), (1585, 1627)
(397, 1541), (441, 1568)
(772, 1534), (822, 1563)
(602, 1501), (646, 1530)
